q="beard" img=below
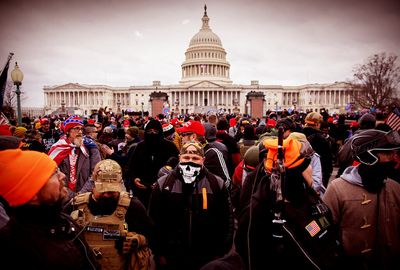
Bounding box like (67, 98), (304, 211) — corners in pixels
(358, 162), (395, 193)
(73, 136), (83, 147)
(95, 197), (119, 215)
(37, 185), (68, 208)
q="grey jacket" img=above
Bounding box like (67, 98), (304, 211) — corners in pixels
(59, 146), (101, 200)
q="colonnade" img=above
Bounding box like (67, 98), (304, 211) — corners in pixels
(170, 90), (240, 107)
(182, 64), (229, 78)
(45, 91), (105, 107)
(113, 93), (130, 106)
(303, 90), (355, 106)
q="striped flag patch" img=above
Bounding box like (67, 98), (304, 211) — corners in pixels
(386, 107), (400, 131)
(305, 220), (321, 237)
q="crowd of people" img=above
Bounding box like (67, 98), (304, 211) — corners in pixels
(0, 107), (399, 270)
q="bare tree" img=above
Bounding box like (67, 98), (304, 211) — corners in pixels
(351, 53), (400, 111)
(1, 80), (26, 120)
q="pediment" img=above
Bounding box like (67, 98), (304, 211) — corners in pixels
(53, 83), (89, 90)
(188, 80), (224, 89)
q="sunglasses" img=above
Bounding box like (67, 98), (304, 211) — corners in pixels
(181, 132), (194, 137)
(71, 127), (83, 131)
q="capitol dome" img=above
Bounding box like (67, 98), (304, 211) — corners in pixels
(189, 20), (222, 46)
(180, 5), (231, 84)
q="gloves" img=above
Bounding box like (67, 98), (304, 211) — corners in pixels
(118, 231), (140, 254)
(120, 232), (150, 270)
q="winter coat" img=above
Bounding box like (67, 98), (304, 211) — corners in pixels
(303, 126), (333, 187)
(0, 205), (99, 270)
(216, 130), (241, 175)
(58, 145), (101, 200)
(148, 168), (234, 270)
(323, 167), (400, 270)
(204, 141), (231, 184)
(235, 164), (341, 270)
(127, 138), (179, 207)
(310, 152), (325, 195)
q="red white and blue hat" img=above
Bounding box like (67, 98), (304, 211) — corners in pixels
(63, 115), (83, 133)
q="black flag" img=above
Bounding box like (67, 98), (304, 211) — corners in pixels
(0, 53), (14, 111)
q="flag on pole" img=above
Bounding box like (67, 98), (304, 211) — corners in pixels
(386, 107), (400, 131)
(0, 53), (14, 111)
(0, 112), (9, 125)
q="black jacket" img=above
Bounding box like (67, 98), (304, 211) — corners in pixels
(235, 164), (342, 270)
(127, 138), (179, 206)
(303, 127), (333, 187)
(149, 168), (234, 270)
(0, 205), (98, 270)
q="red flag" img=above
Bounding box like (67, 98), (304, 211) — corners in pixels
(386, 107), (400, 131)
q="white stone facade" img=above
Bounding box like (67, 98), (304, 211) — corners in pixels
(43, 6), (355, 116)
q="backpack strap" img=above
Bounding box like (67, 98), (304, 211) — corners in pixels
(73, 192), (91, 207)
(115, 191), (131, 220)
(70, 192), (91, 223)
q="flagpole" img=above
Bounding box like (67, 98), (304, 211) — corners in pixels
(2, 53), (13, 69)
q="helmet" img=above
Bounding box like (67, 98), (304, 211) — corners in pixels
(305, 112), (323, 126)
(276, 117), (296, 131)
(351, 130), (400, 165)
(92, 159), (123, 193)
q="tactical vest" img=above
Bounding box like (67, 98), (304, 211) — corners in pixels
(71, 191), (131, 270)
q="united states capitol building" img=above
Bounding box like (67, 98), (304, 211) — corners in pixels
(43, 6), (355, 116)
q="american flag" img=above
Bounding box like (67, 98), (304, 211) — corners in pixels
(48, 135), (88, 165)
(0, 112), (9, 125)
(305, 220), (321, 237)
(386, 107), (400, 131)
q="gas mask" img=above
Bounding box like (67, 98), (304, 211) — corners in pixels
(179, 162), (202, 184)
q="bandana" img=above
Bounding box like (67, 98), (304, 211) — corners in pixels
(179, 162), (202, 184)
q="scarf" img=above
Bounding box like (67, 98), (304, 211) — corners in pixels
(48, 135), (89, 191)
(48, 135), (89, 165)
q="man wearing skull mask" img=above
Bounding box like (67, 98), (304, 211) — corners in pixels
(148, 141), (234, 270)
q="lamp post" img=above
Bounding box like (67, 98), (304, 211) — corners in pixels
(11, 62), (24, 125)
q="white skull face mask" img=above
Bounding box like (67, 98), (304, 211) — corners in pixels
(179, 162), (202, 184)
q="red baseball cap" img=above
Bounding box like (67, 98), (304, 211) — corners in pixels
(171, 118), (182, 127)
(177, 120), (205, 136)
(267, 119), (276, 128)
(40, 118), (50, 125)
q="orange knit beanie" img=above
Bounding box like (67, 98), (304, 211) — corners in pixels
(263, 137), (305, 172)
(0, 149), (57, 206)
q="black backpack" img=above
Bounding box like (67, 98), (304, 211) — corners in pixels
(249, 165), (343, 270)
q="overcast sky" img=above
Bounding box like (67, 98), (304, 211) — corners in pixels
(1, 0), (399, 107)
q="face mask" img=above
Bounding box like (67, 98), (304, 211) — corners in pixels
(179, 162), (202, 184)
(96, 196), (119, 213)
(358, 162), (395, 193)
